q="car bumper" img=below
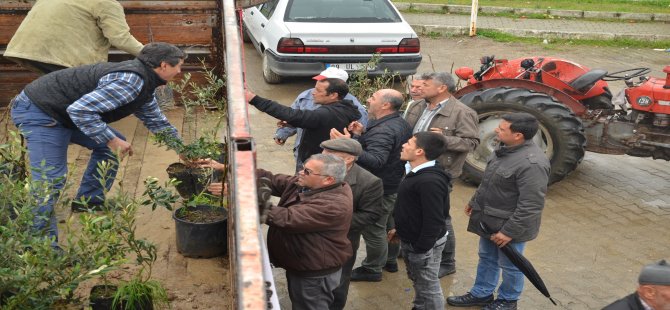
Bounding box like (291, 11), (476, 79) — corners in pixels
(265, 50), (422, 77)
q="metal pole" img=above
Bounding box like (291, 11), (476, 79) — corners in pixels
(469, 0), (479, 37)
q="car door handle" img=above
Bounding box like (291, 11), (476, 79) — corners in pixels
(261, 23), (265, 28)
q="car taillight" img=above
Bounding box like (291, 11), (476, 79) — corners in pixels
(277, 38), (305, 53)
(375, 47), (398, 53)
(398, 38), (420, 53)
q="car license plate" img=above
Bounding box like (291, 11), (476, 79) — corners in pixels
(327, 63), (376, 71)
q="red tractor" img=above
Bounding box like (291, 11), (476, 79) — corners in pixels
(453, 56), (670, 184)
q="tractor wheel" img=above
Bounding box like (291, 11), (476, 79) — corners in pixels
(457, 87), (586, 185)
(262, 51), (282, 84)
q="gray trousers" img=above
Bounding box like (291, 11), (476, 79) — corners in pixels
(440, 219), (456, 267)
(330, 230), (361, 310)
(401, 235), (447, 310)
(360, 193), (397, 273)
(286, 268), (342, 310)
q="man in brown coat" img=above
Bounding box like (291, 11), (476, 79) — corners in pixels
(258, 153), (354, 310)
(320, 138), (384, 310)
(404, 72), (480, 278)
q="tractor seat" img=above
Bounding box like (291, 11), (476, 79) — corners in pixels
(570, 69), (608, 92)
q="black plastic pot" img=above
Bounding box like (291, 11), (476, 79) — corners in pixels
(173, 205), (228, 258)
(166, 163), (210, 199)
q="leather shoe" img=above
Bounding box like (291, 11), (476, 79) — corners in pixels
(438, 265), (456, 278)
(383, 262), (398, 273)
(482, 299), (517, 310)
(446, 292), (494, 307)
(350, 266), (382, 282)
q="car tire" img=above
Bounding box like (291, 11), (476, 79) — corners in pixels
(262, 51), (282, 84)
(241, 25), (251, 43)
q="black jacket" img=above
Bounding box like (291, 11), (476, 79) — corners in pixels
(24, 59), (164, 129)
(250, 96), (361, 164)
(356, 112), (412, 195)
(394, 164), (451, 253)
(602, 293), (645, 310)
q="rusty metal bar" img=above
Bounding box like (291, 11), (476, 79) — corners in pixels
(222, 0), (267, 309)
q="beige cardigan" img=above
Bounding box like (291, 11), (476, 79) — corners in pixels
(5, 0), (143, 68)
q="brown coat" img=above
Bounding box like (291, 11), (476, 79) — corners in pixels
(404, 97), (480, 178)
(259, 169), (353, 276)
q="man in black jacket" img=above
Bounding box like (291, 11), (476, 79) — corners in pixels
(603, 259), (670, 310)
(388, 131), (451, 310)
(331, 88), (412, 281)
(245, 78), (361, 170)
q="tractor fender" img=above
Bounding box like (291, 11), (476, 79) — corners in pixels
(454, 79), (587, 116)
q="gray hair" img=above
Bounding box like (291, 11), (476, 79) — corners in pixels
(420, 72), (456, 93)
(137, 42), (188, 68)
(307, 154), (347, 183)
(381, 91), (404, 111)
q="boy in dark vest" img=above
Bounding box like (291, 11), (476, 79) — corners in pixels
(10, 42), (187, 244)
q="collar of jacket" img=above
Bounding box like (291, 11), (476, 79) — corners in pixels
(367, 111), (401, 129)
(137, 58), (168, 86)
(301, 182), (344, 197)
(344, 164), (361, 186)
(494, 140), (534, 157)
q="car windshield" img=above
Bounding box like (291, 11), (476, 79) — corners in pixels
(284, 0), (401, 23)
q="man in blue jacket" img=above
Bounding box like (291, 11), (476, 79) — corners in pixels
(388, 131), (451, 310)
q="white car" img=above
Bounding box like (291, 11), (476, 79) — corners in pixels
(242, 0), (422, 83)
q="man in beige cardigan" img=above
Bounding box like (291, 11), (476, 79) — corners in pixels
(5, 0), (143, 74)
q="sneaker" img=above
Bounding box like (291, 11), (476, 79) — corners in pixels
(482, 299), (517, 310)
(71, 201), (104, 213)
(350, 266), (382, 282)
(438, 265), (456, 278)
(383, 262), (398, 273)
(446, 292), (494, 307)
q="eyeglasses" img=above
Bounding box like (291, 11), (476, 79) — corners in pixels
(301, 168), (327, 177)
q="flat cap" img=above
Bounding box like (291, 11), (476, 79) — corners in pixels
(320, 138), (362, 156)
(639, 259), (670, 286)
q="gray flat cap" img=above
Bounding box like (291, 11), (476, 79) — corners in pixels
(639, 259), (670, 286)
(320, 138), (362, 156)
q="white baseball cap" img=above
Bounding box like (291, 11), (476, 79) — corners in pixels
(312, 67), (349, 82)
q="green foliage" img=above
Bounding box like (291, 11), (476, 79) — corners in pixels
(476, 29), (670, 49)
(170, 59), (227, 114)
(141, 177), (180, 211)
(152, 129), (222, 161)
(113, 278), (169, 310)
(348, 53), (403, 103)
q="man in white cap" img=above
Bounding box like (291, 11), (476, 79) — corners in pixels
(275, 67), (368, 173)
(604, 259), (670, 310)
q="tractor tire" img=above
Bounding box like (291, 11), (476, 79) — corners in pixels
(262, 51), (282, 84)
(457, 87), (586, 185)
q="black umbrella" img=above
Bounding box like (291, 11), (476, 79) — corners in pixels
(480, 222), (557, 306)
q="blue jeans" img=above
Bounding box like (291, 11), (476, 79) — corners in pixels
(401, 234), (447, 310)
(470, 237), (527, 301)
(10, 93), (122, 241)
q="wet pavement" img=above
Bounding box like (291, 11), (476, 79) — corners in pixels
(241, 36), (670, 310)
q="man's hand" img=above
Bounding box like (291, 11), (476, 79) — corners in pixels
(347, 121), (365, 136)
(330, 127), (352, 139)
(387, 229), (400, 243)
(276, 120), (289, 128)
(490, 231), (512, 248)
(107, 137), (133, 158)
(274, 136), (286, 145)
(464, 204), (473, 217)
(244, 88), (256, 103)
(207, 182), (227, 196)
(192, 158), (226, 171)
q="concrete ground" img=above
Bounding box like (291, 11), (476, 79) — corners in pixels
(242, 36), (670, 310)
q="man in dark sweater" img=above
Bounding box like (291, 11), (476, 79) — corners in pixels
(245, 79), (361, 170)
(388, 131), (451, 310)
(10, 43), (186, 243)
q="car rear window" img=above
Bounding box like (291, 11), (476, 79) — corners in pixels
(284, 0), (401, 23)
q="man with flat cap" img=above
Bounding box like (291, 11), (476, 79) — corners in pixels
(320, 138), (384, 310)
(603, 259), (670, 310)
